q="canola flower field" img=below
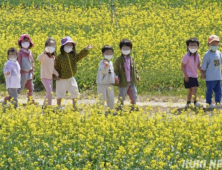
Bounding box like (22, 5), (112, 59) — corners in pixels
(0, 103), (222, 169)
(1, 0), (222, 169)
(0, 0), (222, 94)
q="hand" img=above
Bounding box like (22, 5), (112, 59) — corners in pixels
(184, 75), (189, 82)
(55, 76), (60, 80)
(85, 45), (93, 50)
(5, 71), (10, 76)
(115, 78), (119, 85)
(137, 76), (140, 81)
(201, 73), (206, 79)
(103, 60), (109, 68)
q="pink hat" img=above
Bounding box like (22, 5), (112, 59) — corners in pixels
(18, 34), (34, 47)
(208, 35), (220, 43)
(61, 36), (76, 46)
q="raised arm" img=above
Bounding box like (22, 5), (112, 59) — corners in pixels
(75, 49), (89, 62)
(75, 45), (93, 62)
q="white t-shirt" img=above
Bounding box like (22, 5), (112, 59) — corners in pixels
(4, 60), (21, 89)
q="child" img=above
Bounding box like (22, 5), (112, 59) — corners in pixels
(37, 37), (59, 106)
(96, 45), (118, 109)
(201, 35), (222, 108)
(181, 38), (203, 108)
(17, 34), (35, 103)
(54, 36), (93, 109)
(3, 48), (21, 108)
(114, 39), (140, 111)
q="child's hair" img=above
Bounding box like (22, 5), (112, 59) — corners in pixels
(119, 39), (133, 49)
(186, 38), (199, 62)
(7, 47), (17, 56)
(186, 38), (199, 56)
(186, 37), (199, 46)
(101, 45), (114, 53)
(45, 37), (56, 56)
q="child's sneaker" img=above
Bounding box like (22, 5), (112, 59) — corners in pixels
(116, 105), (123, 111)
(194, 102), (201, 108)
(185, 103), (191, 108)
(208, 104), (216, 109)
(216, 103), (222, 108)
(130, 105), (139, 112)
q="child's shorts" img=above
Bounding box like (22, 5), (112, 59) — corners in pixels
(56, 77), (80, 99)
(184, 77), (199, 89)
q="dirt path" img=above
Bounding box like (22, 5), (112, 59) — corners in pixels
(17, 95), (208, 108)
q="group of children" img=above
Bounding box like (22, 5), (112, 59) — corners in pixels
(182, 35), (222, 108)
(2, 33), (222, 110)
(2, 34), (139, 111)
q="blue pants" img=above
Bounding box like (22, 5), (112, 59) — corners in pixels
(206, 80), (221, 104)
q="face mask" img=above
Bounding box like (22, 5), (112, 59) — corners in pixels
(64, 45), (73, 53)
(22, 42), (30, 48)
(210, 46), (219, 51)
(189, 48), (197, 53)
(45, 46), (55, 54)
(121, 50), (131, 55)
(104, 55), (113, 60)
(9, 56), (17, 62)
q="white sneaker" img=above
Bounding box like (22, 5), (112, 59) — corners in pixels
(208, 104), (216, 109)
(216, 103), (222, 108)
(194, 102), (201, 107)
(185, 103), (190, 108)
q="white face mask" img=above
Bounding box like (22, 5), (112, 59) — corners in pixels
(45, 46), (55, 54)
(9, 56), (17, 62)
(210, 46), (219, 51)
(104, 55), (113, 60)
(64, 45), (73, 53)
(121, 50), (131, 55)
(189, 48), (198, 53)
(22, 42), (30, 48)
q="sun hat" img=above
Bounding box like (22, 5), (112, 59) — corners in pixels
(18, 34), (34, 47)
(61, 36), (76, 46)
